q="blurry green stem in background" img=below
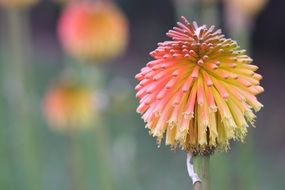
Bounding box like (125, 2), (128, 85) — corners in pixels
(173, 0), (220, 26)
(223, 0), (251, 49)
(67, 131), (85, 190)
(224, 2), (259, 189)
(2, 8), (41, 190)
(86, 65), (116, 190)
(93, 124), (115, 190)
(63, 59), (115, 190)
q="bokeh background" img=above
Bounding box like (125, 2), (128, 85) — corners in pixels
(0, 0), (284, 190)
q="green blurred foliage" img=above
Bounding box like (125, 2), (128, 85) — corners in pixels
(0, 1), (284, 190)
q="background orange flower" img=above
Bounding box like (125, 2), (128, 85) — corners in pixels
(58, 1), (129, 61)
(43, 80), (96, 131)
(0, 0), (38, 8)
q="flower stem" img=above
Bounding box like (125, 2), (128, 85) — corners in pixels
(3, 8), (41, 190)
(193, 155), (210, 190)
(67, 131), (85, 190)
(93, 125), (115, 190)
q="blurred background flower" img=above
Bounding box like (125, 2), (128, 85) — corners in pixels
(0, 0), (38, 8)
(231, 0), (268, 16)
(43, 79), (97, 131)
(57, 1), (129, 61)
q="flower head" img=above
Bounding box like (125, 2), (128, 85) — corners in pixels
(0, 0), (38, 8)
(58, 1), (128, 61)
(135, 17), (263, 155)
(43, 80), (96, 131)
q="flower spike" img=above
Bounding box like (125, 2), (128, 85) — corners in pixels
(135, 17), (264, 155)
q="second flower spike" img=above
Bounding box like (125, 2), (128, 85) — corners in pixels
(57, 1), (129, 62)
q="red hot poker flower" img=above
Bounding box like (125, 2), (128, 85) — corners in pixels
(135, 17), (263, 155)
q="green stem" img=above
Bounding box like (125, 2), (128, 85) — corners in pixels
(193, 156), (210, 190)
(93, 125), (115, 190)
(67, 131), (85, 190)
(199, 1), (219, 26)
(3, 8), (41, 190)
(173, 0), (199, 21)
(67, 59), (115, 190)
(173, 0), (219, 26)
